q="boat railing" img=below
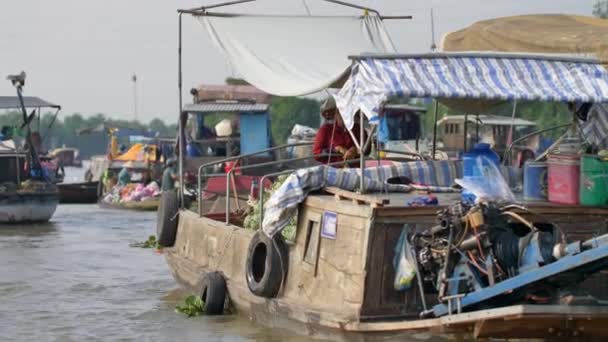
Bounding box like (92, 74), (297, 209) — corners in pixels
(220, 154), (346, 224)
(502, 123), (572, 164)
(196, 142), (314, 216)
(378, 149), (428, 161)
(255, 158), (362, 229)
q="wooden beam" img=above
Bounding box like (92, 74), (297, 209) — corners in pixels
(323, 186), (390, 208)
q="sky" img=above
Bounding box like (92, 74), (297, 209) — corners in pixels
(0, 0), (596, 123)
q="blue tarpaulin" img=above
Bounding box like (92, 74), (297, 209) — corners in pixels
(336, 53), (608, 129)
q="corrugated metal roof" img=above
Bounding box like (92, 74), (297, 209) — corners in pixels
(437, 114), (536, 127)
(0, 96), (60, 109)
(183, 101), (269, 113)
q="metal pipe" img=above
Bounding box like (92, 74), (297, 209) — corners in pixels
(320, 0), (380, 15)
(379, 149), (426, 160)
(431, 101), (439, 160)
(348, 52), (599, 64)
(361, 124), (376, 155)
(196, 142), (314, 217)
(41, 108), (60, 144)
(186, 11), (412, 19)
(257, 158), (366, 231)
(378, 15), (413, 20)
(475, 113), (479, 143)
(502, 123), (571, 165)
(359, 109), (365, 193)
(463, 113), (468, 152)
(224, 153), (339, 223)
(178, 0), (256, 14)
(225, 168), (232, 224)
(506, 100), (518, 148)
(178, 12), (185, 208)
(15, 155), (20, 184)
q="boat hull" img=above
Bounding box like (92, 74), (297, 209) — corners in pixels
(58, 181), (98, 204)
(98, 198), (159, 211)
(166, 200), (608, 340)
(0, 192), (58, 223)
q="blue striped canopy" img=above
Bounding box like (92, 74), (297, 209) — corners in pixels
(335, 53), (608, 129)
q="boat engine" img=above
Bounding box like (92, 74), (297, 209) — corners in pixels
(411, 201), (608, 316)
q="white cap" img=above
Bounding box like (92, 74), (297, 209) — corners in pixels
(320, 96), (337, 113)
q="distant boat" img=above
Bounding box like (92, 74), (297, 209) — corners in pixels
(57, 181), (98, 204)
(0, 73), (61, 224)
(50, 147), (83, 168)
(0, 151), (58, 223)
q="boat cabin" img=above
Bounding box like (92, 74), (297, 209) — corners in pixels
(438, 114), (537, 154)
(0, 152), (26, 186)
(377, 104), (427, 159)
(182, 85), (273, 174)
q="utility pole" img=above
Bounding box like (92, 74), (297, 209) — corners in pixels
(430, 8), (437, 52)
(132, 73), (138, 122)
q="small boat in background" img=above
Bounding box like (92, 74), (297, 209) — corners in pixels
(50, 147), (83, 167)
(0, 151), (58, 223)
(1, 72), (61, 223)
(57, 181), (98, 204)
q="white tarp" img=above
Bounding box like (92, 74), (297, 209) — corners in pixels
(199, 14), (396, 96)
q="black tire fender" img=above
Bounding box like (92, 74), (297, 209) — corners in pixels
(201, 272), (226, 315)
(245, 231), (289, 298)
(156, 189), (179, 247)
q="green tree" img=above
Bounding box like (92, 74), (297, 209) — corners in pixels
(268, 97), (320, 144)
(224, 77), (250, 86)
(149, 118), (168, 136)
(594, 0), (608, 18)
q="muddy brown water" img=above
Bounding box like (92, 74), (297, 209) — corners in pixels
(0, 169), (447, 341)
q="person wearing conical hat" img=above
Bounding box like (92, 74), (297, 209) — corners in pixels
(118, 161), (135, 186)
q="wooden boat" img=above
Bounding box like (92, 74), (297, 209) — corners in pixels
(162, 11), (608, 339)
(99, 197), (159, 211)
(0, 187), (58, 223)
(57, 181), (98, 204)
(165, 188), (608, 340)
(0, 83), (61, 224)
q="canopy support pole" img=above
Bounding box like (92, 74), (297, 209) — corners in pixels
(359, 111), (366, 193)
(41, 108), (61, 145)
(503, 100), (518, 162)
(506, 100), (518, 145)
(178, 12), (185, 208)
(475, 113), (479, 143)
(431, 100), (439, 160)
(463, 113), (469, 152)
(321, 0), (380, 15)
(178, 0), (256, 15)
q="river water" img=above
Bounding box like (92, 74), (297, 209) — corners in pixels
(0, 168), (444, 341)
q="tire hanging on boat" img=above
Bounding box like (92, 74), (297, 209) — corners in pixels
(156, 189), (179, 247)
(201, 272), (226, 315)
(245, 230), (289, 298)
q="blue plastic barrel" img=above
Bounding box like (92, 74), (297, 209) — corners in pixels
(461, 143), (501, 202)
(186, 142), (202, 157)
(523, 161), (547, 201)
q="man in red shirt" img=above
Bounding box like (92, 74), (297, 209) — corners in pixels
(313, 97), (367, 165)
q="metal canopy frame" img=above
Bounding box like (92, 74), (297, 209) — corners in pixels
(177, 0), (412, 20)
(175, 1), (413, 202)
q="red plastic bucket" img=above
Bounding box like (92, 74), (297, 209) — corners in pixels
(547, 153), (580, 205)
